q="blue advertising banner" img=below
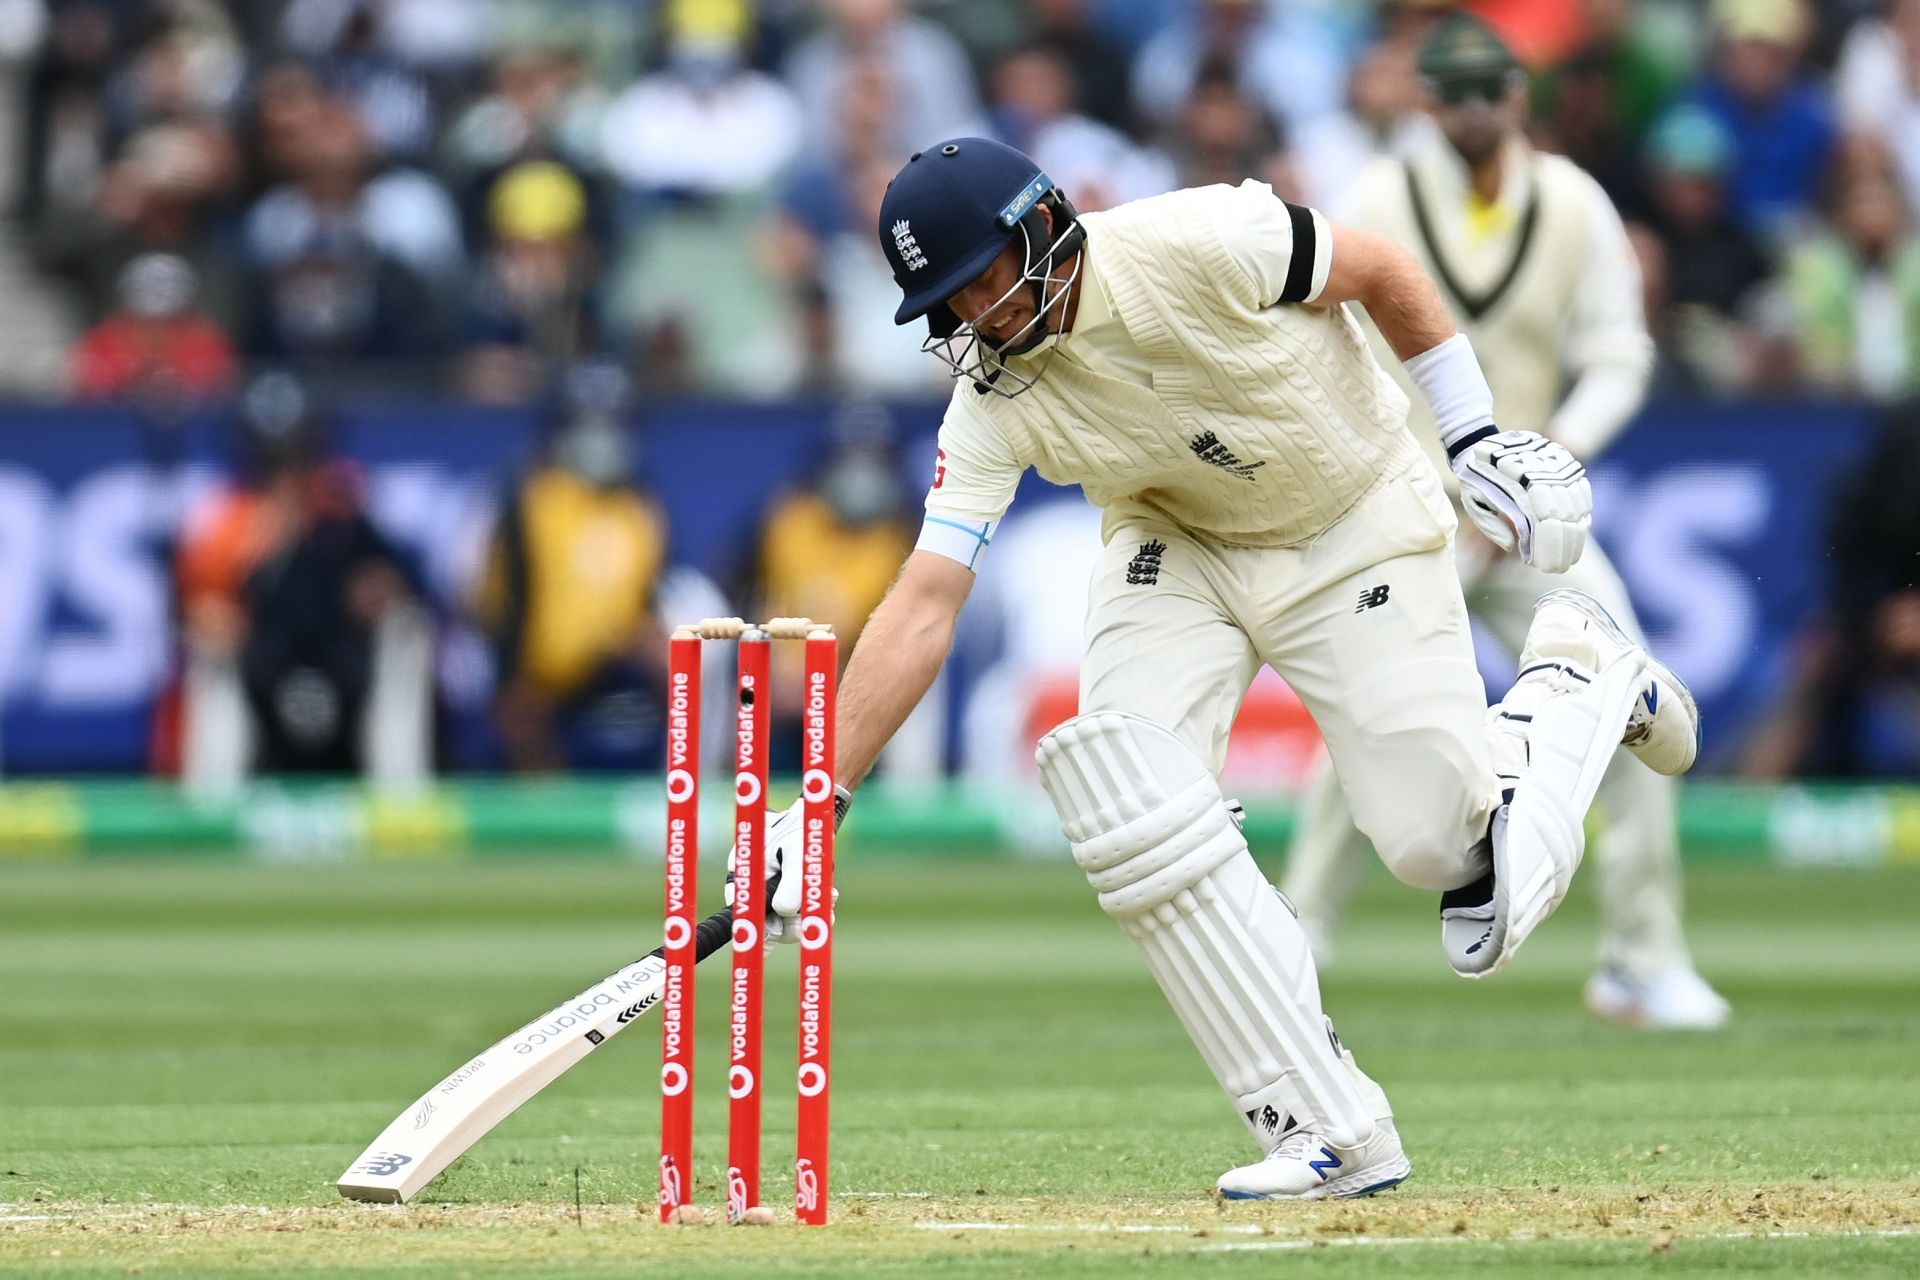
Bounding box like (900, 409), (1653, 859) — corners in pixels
(0, 398), (1878, 773)
(1590, 400), (1875, 769)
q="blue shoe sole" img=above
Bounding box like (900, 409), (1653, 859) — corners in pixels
(1217, 1172), (1409, 1201)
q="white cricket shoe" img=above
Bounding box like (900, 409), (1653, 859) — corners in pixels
(1217, 1120), (1411, 1201)
(1585, 966), (1732, 1030)
(1534, 589), (1700, 776)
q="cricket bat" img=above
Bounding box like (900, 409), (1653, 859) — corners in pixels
(337, 906), (732, 1202)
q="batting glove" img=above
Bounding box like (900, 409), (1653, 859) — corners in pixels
(1450, 430), (1591, 574)
(725, 786), (850, 945)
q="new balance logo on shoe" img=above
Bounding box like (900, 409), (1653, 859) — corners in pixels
(1309, 1147), (1343, 1179)
(1127, 539), (1167, 585)
(1189, 431), (1265, 481)
(1355, 585), (1391, 612)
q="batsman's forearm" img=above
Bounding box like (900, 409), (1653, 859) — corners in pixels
(1322, 223), (1456, 361)
(833, 592), (957, 791)
(1364, 249), (1457, 363)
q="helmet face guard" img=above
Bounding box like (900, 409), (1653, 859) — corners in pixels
(921, 191), (1085, 399)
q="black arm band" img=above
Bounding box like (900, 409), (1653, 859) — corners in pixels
(1278, 202), (1318, 304)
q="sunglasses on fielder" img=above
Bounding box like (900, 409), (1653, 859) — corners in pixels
(1429, 70), (1525, 107)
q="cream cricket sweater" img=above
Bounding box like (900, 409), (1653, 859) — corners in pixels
(922, 180), (1421, 554)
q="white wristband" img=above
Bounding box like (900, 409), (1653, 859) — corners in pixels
(1403, 333), (1497, 459)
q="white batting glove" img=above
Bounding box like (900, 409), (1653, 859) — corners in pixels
(724, 788), (849, 945)
(1450, 430), (1591, 574)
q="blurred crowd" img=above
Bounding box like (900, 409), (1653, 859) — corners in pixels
(12, 0), (1920, 405)
(1, 0), (1912, 784)
(166, 367), (919, 787)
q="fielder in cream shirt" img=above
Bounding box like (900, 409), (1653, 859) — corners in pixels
(1282, 14), (1730, 1032)
(728, 133), (1701, 1200)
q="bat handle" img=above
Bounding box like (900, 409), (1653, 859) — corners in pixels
(645, 905), (734, 964)
(692, 905), (734, 961)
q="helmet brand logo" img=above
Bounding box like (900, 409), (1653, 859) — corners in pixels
(892, 220), (928, 271)
(997, 176), (1050, 228)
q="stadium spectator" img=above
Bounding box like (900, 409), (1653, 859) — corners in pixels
(473, 374), (671, 772)
(20, 1), (115, 234)
(1835, 0), (1920, 219)
(1779, 137), (1920, 399)
(1632, 103), (1771, 391)
(276, 0), (459, 163)
(481, 0), (645, 87)
(984, 45), (1172, 212)
(241, 97), (456, 384)
(598, 0), (805, 396)
(1535, 46), (1650, 211)
(70, 252), (236, 403)
(1021, 0), (1138, 135)
(459, 160), (608, 404)
(54, 117), (242, 326)
(174, 374), (431, 786)
(767, 50), (940, 395)
(1164, 57), (1293, 196)
(1534, 0), (1695, 159)
(748, 413), (914, 772)
(245, 59), (328, 190)
(1130, 0), (1347, 138)
(1294, 33), (1424, 211)
(598, 0), (801, 200)
(1638, 105), (1771, 316)
(103, 6), (246, 136)
(443, 44), (609, 201)
(784, 0), (981, 163)
(1678, 0), (1835, 244)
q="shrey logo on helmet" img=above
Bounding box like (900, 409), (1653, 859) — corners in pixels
(892, 220), (927, 271)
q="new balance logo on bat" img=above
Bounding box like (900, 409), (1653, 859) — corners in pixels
(353, 1152), (413, 1178)
(1189, 431), (1265, 481)
(1127, 539), (1167, 585)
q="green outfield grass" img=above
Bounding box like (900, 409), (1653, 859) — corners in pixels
(2, 851), (1917, 1278)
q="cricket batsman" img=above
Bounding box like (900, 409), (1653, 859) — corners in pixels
(1282, 16), (1729, 1031)
(734, 129), (1698, 1198)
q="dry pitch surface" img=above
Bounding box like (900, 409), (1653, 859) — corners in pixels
(7, 1188), (1918, 1278)
(3, 858), (1917, 1277)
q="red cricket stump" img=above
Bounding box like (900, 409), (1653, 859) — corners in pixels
(659, 630), (701, 1222)
(796, 629), (837, 1225)
(727, 629), (772, 1222)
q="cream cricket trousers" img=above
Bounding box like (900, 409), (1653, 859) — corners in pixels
(1080, 462), (1501, 893)
(1283, 530), (1693, 978)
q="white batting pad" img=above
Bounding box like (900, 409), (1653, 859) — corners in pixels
(1036, 712), (1375, 1150)
(1451, 595), (1650, 978)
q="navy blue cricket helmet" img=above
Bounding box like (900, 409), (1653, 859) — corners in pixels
(877, 138), (1085, 392)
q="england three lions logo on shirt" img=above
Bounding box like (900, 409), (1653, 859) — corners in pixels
(1189, 432), (1265, 482)
(1126, 540), (1167, 585)
(893, 220), (928, 271)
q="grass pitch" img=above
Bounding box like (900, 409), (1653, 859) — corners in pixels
(2, 850), (1917, 1277)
